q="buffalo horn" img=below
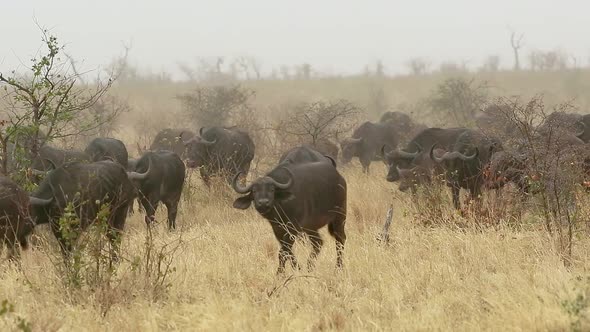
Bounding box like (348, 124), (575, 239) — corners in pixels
(396, 166), (413, 176)
(31, 169), (46, 176)
(29, 196), (53, 206)
(271, 167), (294, 190)
(455, 147), (479, 161)
(232, 172), (253, 194)
(396, 149), (419, 160)
(127, 158), (152, 181)
(200, 137), (217, 146)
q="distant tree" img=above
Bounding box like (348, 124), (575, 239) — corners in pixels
(234, 56), (262, 80)
(296, 63), (312, 80)
(406, 58), (430, 75)
(177, 84), (254, 127)
(277, 100), (361, 146)
(0, 28), (113, 177)
(438, 60), (469, 74)
(375, 60), (385, 77)
(528, 49), (570, 71)
(428, 78), (489, 126)
(510, 30), (525, 71)
(481, 55), (501, 72)
(280, 65), (291, 80)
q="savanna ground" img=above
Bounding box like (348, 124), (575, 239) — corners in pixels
(3, 70), (590, 331)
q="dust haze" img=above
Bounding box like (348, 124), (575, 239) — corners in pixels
(3, 0), (589, 77)
(2, 2), (590, 331)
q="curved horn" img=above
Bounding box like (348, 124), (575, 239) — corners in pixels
(396, 149), (420, 160)
(430, 144), (445, 163)
(455, 147), (479, 161)
(271, 167), (294, 190)
(437, 150), (479, 162)
(127, 158), (152, 181)
(232, 172), (253, 194)
(200, 137), (217, 146)
(31, 169), (47, 176)
(43, 158), (57, 171)
(396, 166), (413, 176)
(29, 196), (53, 206)
(412, 142), (424, 153)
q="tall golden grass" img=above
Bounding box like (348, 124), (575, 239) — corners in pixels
(2, 71), (590, 331)
(0, 165), (588, 331)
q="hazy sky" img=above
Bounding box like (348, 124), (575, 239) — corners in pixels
(2, 0), (588, 78)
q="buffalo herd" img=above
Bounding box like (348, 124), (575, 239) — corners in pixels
(1, 109), (590, 273)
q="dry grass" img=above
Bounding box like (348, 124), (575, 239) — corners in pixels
(0, 164), (587, 331)
(4, 71), (590, 330)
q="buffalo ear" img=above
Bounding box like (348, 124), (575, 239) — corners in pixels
(275, 190), (295, 203)
(233, 195), (252, 210)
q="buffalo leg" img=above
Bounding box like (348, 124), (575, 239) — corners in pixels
(271, 222), (298, 274)
(451, 184), (461, 210)
(362, 163), (370, 174)
(328, 218), (346, 269)
(106, 206), (127, 263)
(164, 198), (180, 230)
(305, 230), (323, 271)
(140, 195), (159, 226)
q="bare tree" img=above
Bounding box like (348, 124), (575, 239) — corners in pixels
(406, 58), (430, 75)
(481, 55), (501, 72)
(177, 84), (254, 127)
(0, 27), (114, 177)
(510, 30), (525, 71)
(232, 56), (262, 80)
(177, 61), (198, 81)
(375, 60), (385, 77)
(66, 48), (131, 140)
(279, 65), (291, 80)
(428, 78), (489, 126)
(277, 100), (361, 146)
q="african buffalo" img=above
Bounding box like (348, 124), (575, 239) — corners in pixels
(304, 138), (339, 161)
(0, 176), (40, 259)
(232, 161), (347, 274)
(379, 111), (427, 143)
(340, 121), (398, 173)
(29, 161), (136, 257)
(129, 151), (185, 230)
(279, 145), (336, 167)
(31, 146), (89, 172)
(383, 127), (469, 182)
(150, 128), (196, 158)
(396, 148), (446, 193)
(538, 112), (587, 143)
(185, 126), (255, 186)
(85, 137), (129, 168)
(475, 104), (522, 140)
(30, 146), (89, 181)
(483, 151), (530, 192)
(430, 130), (503, 209)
